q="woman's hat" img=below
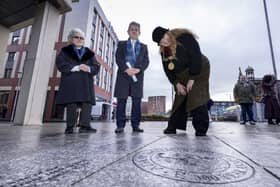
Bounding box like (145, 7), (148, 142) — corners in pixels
(152, 26), (169, 44)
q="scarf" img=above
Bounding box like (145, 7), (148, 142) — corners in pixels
(125, 38), (141, 66)
(72, 45), (85, 60)
(241, 79), (249, 87)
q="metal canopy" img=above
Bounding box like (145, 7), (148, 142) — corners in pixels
(0, 0), (71, 30)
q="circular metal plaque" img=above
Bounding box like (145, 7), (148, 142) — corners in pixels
(133, 148), (254, 184)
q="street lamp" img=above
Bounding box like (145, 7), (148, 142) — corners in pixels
(262, 0), (280, 99)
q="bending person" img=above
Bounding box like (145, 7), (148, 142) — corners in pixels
(152, 26), (210, 136)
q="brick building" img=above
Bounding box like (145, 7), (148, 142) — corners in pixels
(0, 0), (118, 122)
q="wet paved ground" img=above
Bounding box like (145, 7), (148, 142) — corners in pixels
(0, 121), (279, 186)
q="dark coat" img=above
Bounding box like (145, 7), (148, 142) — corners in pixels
(114, 40), (149, 98)
(55, 45), (100, 105)
(162, 34), (210, 112)
(233, 80), (256, 104)
(261, 75), (280, 119)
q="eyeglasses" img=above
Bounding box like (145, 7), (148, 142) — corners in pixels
(129, 28), (139, 32)
(73, 36), (84, 40)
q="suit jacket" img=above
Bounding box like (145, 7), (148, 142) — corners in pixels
(114, 40), (149, 98)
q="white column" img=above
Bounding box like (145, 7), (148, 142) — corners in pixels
(13, 2), (61, 125)
(0, 25), (10, 77)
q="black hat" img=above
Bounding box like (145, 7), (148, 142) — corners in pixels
(152, 26), (169, 44)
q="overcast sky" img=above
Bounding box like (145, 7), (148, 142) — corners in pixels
(99, 0), (280, 110)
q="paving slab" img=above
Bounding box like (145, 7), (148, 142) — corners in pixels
(0, 121), (279, 186)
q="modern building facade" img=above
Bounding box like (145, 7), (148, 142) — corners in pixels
(147, 96), (166, 115)
(0, 0), (118, 122)
(141, 101), (149, 115)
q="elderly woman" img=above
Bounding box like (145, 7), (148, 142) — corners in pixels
(56, 28), (100, 134)
(152, 26), (210, 136)
(261, 74), (280, 125)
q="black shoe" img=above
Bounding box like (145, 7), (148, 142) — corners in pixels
(195, 132), (206, 136)
(268, 120), (275, 125)
(65, 127), (73, 134)
(115, 127), (124, 133)
(163, 128), (176, 134)
(249, 121), (256, 125)
(132, 127), (144, 133)
(79, 126), (97, 133)
(240, 121), (246, 125)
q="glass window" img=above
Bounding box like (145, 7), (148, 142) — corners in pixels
(90, 39), (94, 49)
(4, 52), (16, 78)
(107, 34), (110, 47)
(93, 9), (97, 25)
(98, 23), (105, 57)
(96, 72), (100, 86)
(104, 69), (107, 90)
(105, 34), (110, 63)
(11, 30), (20, 45)
(98, 36), (103, 56)
(100, 22), (104, 36)
(90, 25), (96, 49)
(110, 75), (113, 93)
(111, 42), (116, 67)
(3, 69), (12, 79)
(4, 52), (16, 79)
(11, 36), (20, 45)
(7, 52), (16, 62)
(0, 91), (9, 118)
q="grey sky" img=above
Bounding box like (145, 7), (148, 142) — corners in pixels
(99, 0), (280, 110)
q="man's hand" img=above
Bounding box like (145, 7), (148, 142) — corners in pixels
(125, 68), (140, 76)
(132, 68), (140, 74)
(176, 83), (186, 95)
(186, 80), (194, 93)
(125, 68), (135, 76)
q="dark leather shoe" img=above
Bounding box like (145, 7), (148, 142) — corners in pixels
(65, 127), (73, 134)
(79, 126), (97, 133)
(268, 120), (275, 125)
(115, 127), (124, 133)
(195, 132), (206, 136)
(240, 121), (246, 125)
(163, 129), (176, 134)
(249, 121), (256, 125)
(132, 127), (144, 133)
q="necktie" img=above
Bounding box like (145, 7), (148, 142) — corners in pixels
(78, 49), (82, 57)
(132, 41), (136, 59)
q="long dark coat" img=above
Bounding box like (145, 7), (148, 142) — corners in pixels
(114, 41), (149, 98)
(56, 45), (100, 105)
(161, 33), (210, 130)
(262, 75), (280, 119)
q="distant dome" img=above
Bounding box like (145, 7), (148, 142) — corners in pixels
(245, 66), (254, 72)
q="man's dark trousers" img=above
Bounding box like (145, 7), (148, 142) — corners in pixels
(240, 103), (254, 122)
(116, 97), (141, 128)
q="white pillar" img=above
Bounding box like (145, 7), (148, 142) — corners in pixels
(13, 2), (61, 125)
(0, 25), (10, 77)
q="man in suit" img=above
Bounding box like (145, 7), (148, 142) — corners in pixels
(114, 21), (149, 133)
